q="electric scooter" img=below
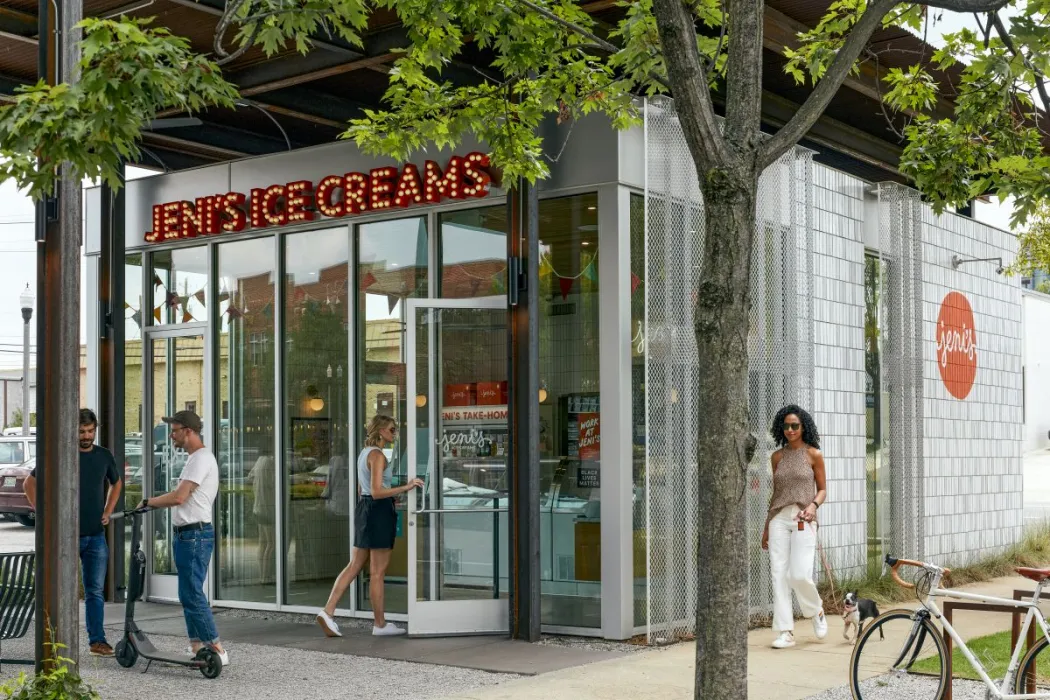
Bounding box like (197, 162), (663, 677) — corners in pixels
(109, 506), (222, 679)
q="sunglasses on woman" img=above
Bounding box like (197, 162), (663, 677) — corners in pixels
(782, 422), (801, 432)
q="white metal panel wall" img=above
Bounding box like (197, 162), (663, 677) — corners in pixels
(810, 165), (868, 579)
(642, 96), (814, 638)
(1023, 291), (1050, 453)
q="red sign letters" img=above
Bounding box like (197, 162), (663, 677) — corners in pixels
(145, 152), (492, 243)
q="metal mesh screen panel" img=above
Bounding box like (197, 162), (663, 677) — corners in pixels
(877, 184), (925, 560)
(642, 97), (814, 642)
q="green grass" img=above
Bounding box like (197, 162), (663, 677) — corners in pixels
(819, 521), (1050, 614)
(910, 630), (1050, 683)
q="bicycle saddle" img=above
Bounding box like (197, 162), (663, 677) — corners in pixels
(1015, 567), (1050, 582)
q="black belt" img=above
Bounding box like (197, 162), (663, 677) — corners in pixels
(173, 522), (210, 533)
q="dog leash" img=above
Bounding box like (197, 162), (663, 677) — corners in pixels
(816, 537), (841, 610)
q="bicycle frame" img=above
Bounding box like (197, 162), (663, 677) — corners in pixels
(918, 572), (1050, 700)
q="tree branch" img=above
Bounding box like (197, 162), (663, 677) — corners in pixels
(921, 0), (1011, 9)
(758, 0), (897, 169)
(511, 0), (620, 54)
(652, 0), (728, 173)
(723, 0), (764, 158)
(989, 11), (1050, 115)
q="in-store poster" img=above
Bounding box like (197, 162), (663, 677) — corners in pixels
(578, 412), (600, 460)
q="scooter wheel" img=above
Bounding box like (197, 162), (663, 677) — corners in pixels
(114, 639), (137, 668)
(197, 648), (222, 679)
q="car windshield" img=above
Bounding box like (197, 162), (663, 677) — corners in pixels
(0, 442), (26, 465)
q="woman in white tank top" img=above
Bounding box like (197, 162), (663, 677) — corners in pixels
(315, 414), (423, 638)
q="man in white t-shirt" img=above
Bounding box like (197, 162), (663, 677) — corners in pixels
(141, 410), (227, 666)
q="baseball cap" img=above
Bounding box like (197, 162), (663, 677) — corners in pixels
(161, 410), (203, 434)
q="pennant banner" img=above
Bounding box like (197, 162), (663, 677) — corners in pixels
(182, 309), (195, 324)
(153, 307), (162, 323)
(360, 272), (377, 291)
(165, 291), (180, 308)
(558, 277), (574, 301)
(130, 310), (142, 328)
(581, 260), (598, 284)
(631, 272), (642, 295)
(194, 289), (206, 306)
(388, 294), (400, 314)
(153, 274), (163, 288)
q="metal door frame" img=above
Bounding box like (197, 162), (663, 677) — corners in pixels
(406, 296), (510, 636)
(141, 323), (212, 603)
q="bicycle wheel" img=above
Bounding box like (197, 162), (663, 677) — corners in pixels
(1015, 636), (1050, 694)
(850, 609), (949, 700)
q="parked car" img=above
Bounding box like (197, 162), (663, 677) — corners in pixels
(0, 457), (34, 527)
(1, 427), (35, 436)
(0, 436), (34, 467)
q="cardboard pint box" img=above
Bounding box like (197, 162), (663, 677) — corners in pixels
(476, 381), (508, 406)
(444, 383), (476, 406)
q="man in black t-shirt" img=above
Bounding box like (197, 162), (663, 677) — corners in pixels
(24, 408), (122, 657)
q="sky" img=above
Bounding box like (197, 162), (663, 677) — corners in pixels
(0, 8), (1029, 368)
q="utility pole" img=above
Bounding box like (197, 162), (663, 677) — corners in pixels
(35, 0), (83, 671)
(20, 285), (33, 436)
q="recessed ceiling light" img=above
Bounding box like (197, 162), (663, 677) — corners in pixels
(587, 206), (596, 211)
(582, 242), (590, 246)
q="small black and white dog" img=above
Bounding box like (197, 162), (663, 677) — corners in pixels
(842, 591), (881, 644)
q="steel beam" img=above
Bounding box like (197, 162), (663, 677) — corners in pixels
(507, 182), (540, 642)
(35, 0), (82, 672)
(99, 165), (126, 604)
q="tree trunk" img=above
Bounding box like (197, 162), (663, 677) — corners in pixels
(693, 170), (759, 699)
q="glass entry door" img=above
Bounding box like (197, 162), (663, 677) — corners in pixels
(406, 297), (510, 636)
(143, 327), (209, 601)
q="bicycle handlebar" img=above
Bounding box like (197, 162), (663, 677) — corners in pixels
(884, 554), (950, 589)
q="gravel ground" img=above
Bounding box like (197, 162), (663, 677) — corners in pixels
(804, 674), (992, 700)
(0, 632), (516, 700)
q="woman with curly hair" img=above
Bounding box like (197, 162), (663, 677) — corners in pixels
(761, 404), (828, 649)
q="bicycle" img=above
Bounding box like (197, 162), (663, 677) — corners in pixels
(848, 554), (1050, 699)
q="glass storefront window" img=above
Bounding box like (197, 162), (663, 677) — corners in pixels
(123, 253), (144, 582)
(864, 254), (889, 573)
(537, 193), (601, 628)
(150, 246), (208, 325)
(356, 216), (428, 614)
(282, 228), (351, 607)
(215, 237), (277, 603)
(629, 193), (647, 627)
(439, 206), (507, 297)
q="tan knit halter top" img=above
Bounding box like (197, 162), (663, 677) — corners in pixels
(767, 445), (817, 525)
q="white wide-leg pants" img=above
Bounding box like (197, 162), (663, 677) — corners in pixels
(768, 505), (823, 633)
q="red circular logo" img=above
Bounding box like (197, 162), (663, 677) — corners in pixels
(935, 291), (977, 400)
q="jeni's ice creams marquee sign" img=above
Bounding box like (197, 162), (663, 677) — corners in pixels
(145, 152), (492, 243)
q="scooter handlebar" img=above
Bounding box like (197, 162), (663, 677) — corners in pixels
(109, 506), (152, 521)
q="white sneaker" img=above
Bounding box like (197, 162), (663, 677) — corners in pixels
(217, 649), (229, 666)
(372, 622), (407, 637)
(813, 610), (828, 640)
(316, 610), (342, 638)
(771, 631), (795, 649)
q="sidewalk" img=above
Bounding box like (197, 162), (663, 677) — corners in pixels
(435, 574), (1044, 700)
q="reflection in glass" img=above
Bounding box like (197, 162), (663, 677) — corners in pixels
(357, 217), (428, 614)
(283, 228), (350, 607)
(150, 335), (205, 576)
(629, 193), (647, 627)
(151, 247), (208, 325)
(537, 193), (601, 628)
(123, 254), (145, 583)
(864, 254), (889, 573)
(415, 307), (509, 605)
(439, 207), (507, 298)
(216, 237), (276, 603)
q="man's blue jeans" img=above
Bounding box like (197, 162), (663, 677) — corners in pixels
(172, 524), (219, 644)
(79, 533), (108, 646)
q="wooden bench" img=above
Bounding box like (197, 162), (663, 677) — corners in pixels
(0, 552), (35, 669)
